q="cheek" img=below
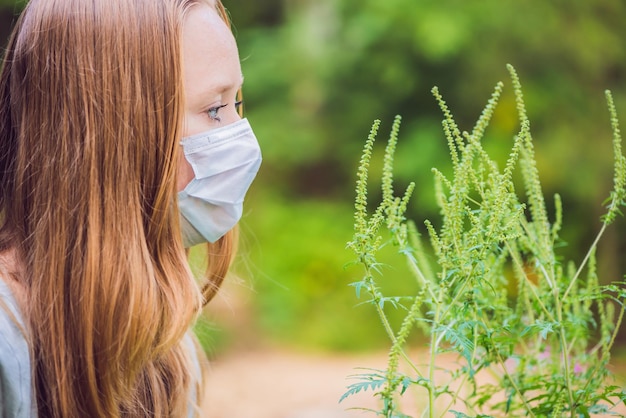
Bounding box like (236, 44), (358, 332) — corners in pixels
(182, 108), (214, 138)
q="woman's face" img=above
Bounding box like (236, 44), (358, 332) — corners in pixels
(177, 2), (244, 191)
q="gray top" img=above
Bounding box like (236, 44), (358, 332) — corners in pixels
(0, 279), (202, 417)
(0, 279), (36, 417)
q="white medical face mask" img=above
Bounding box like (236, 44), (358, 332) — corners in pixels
(178, 118), (262, 247)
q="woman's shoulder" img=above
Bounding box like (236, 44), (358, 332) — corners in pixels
(0, 268), (36, 417)
(0, 273), (27, 332)
(0, 251), (28, 340)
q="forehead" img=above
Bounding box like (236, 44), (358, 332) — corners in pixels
(182, 3), (242, 103)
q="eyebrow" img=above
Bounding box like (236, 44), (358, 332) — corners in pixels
(190, 75), (245, 109)
(214, 75), (245, 95)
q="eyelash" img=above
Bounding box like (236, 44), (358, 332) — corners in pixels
(206, 100), (244, 122)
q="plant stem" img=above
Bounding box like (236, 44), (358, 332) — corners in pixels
(441, 373), (470, 415)
(428, 289), (448, 418)
(574, 297), (626, 407)
(607, 298), (626, 353)
(554, 299), (575, 415)
(506, 242), (555, 321)
(519, 218), (556, 290)
(563, 223), (608, 300)
(406, 253), (438, 302)
(493, 345), (537, 417)
(365, 273), (423, 377)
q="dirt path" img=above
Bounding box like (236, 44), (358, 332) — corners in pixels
(202, 347), (626, 418)
(203, 348), (387, 418)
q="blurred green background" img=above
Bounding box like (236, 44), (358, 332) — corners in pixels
(2, 0), (626, 353)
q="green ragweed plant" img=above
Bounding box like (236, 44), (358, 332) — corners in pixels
(343, 65), (626, 417)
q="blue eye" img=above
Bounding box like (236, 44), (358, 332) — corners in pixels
(207, 103), (228, 122)
(207, 101), (243, 122)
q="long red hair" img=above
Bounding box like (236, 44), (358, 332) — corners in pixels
(0, 0), (235, 416)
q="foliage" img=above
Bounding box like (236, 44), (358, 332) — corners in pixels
(344, 65), (626, 417)
(4, 0), (626, 353)
(222, 1), (626, 351)
(228, 192), (418, 351)
(0, 0), (23, 9)
(225, 0), (626, 207)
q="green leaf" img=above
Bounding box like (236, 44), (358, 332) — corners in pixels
(340, 369), (387, 403)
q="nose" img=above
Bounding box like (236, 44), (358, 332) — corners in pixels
(223, 103), (242, 125)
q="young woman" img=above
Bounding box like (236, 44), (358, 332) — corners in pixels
(0, 0), (261, 416)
